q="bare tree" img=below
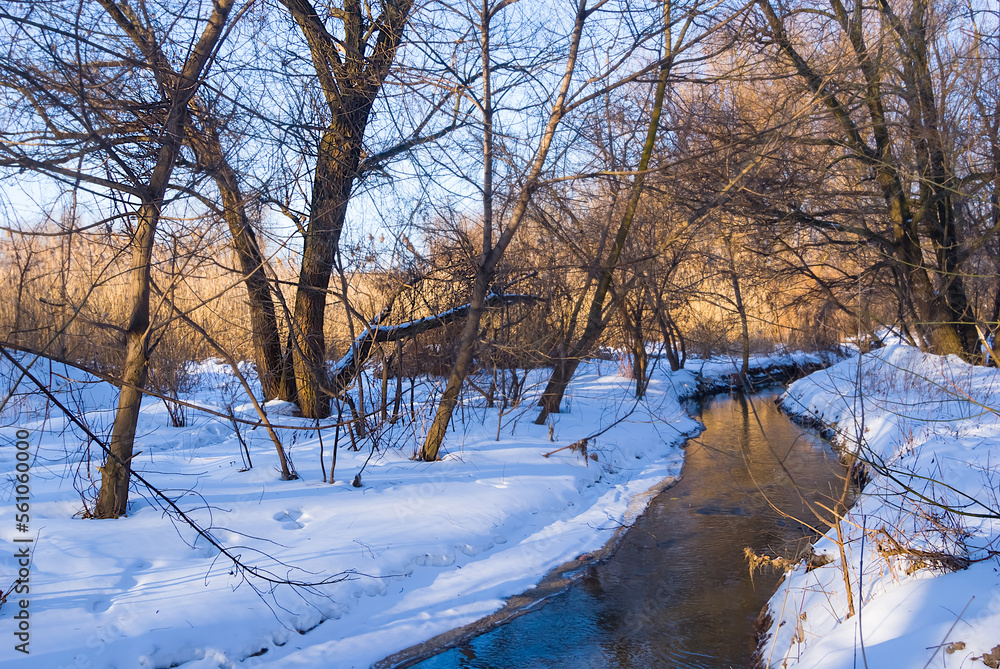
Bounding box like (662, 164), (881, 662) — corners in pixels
(417, 0), (597, 460)
(533, 0), (734, 423)
(185, 111), (293, 402)
(753, 0), (991, 358)
(0, 0), (242, 517)
(274, 0), (416, 419)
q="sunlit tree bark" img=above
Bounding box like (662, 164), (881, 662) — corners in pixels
(280, 0), (415, 418)
(756, 0), (980, 357)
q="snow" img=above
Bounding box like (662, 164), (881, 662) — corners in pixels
(760, 344), (1000, 669)
(0, 349), (828, 669)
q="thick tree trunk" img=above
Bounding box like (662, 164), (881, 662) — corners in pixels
(759, 0), (974, 358)
(291, 122), (360, 419)
(539, 355), (579, 419)
(893, 0), (977, 355)
(886, 188), (967, 355)
(280, 0), (414, 418)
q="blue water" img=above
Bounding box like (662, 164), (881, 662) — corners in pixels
(407, 392), (843, 669)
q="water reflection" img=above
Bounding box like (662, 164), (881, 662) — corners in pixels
(411, 392), (843, 669)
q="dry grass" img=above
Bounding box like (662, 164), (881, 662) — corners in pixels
(0, 216), (864, 397)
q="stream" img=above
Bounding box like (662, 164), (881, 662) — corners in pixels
(404, 391), (845, 669)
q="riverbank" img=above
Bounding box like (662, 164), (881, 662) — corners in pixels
(393, 390), (846, 669)
(376, 352), (842, 668)
(756, 345), (1000, 669)
(0, 349), (834, 669)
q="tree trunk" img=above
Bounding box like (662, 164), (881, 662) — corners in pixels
(759, 0), (974, 358)
(418, 0), (590, 461)
(534, 1), (673, 424)
(280, 0), (414, 417)
(291, 123), (357, 418)
(190, 124), (292, 401)
(731, 269), (750, 386)
(392, 338), (403, 421)
(653, 293), (684, 372)
(94, 204), (156, 518)
(92, 0), (237, 517)
(380, 349), (390, 421)
(630, 300), (648, 399)
(419, 269), (492, 460)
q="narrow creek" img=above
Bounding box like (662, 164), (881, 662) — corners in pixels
(403, 391), (845, 669)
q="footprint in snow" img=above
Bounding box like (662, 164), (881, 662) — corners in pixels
(92, 560), (143, 613)
(273, 508), (307, 530)
(458, 542), (494, 557)
(415, 553), (455, 567)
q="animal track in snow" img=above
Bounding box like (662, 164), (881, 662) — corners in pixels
(273, 508), (307, 530)
(458, 541), (494, 556)
(414, 552), (455, 567)
(91, 560), (143, 612)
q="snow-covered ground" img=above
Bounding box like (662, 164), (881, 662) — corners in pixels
(0, 348), (829, 669)
(759, 345), (1000, 669)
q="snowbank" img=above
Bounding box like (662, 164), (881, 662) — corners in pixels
(758, 345), (1000, 669)
(0, 349), (827, 669)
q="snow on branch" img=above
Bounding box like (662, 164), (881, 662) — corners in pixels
(329, 292), (543, 388)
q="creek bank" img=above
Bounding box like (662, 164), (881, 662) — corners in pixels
(373, 474), (680, 669)
(753, 345), (1000, 669)
(393, 390), (847, 669)
(685, 353), (840, 399)
(0, 349), (836, 669)
(377, 350), (844, 669)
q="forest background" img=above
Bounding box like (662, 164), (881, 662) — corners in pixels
(0, 0), (998, 517)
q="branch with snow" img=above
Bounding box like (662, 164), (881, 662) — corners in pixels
(329, 292), (543, 389)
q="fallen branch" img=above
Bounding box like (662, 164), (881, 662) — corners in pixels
(543, 438), (589, 462)
(330, 292), (543, 391)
